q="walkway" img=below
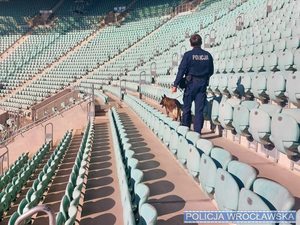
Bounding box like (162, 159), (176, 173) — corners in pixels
(117, 103), (217, 224)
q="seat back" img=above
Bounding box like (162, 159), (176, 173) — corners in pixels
(139, 203), (158, 225)
(249, 104), (282, 144)
(253, 178), (295, 210)
(215, 161), (257, 211)
(270, 108), (300, 156)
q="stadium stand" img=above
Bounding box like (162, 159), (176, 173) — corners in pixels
(0, 0), (299, 224)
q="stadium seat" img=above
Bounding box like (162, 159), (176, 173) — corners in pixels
(270, 108), (300, 157)
(138, 203), (157, 225)
(199, 147), (232, 194)
(169, 125), (189, 155)
(132, 183), (150, 213)
(232, 101), (259, 137)
(211, 96), (224, 125)
(187, 145), (201, 177)
(238, 178), (295, 211)
(251, 72), (269, 101)
(215, 160), (257, 210)
(218, 97), (241, 130)
(249, 104), (282, 145)
(285, 71), (300, 106)
(266, 71), (287, 103)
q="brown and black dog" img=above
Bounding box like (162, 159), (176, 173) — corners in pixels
(160, 94), (182, 121)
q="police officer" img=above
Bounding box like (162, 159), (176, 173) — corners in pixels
(172, 34), (214, 134)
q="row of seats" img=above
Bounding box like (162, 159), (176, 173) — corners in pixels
(0, 152), (28, 191)
(208, 70), (300, 106)
(0, 144), (49, 217)
(120, 93), (299, 220)
(213, 48), (300, 73)
(211, 96), (300, 158)
(109, 108), (157, 225)
(8, 131), (72, 225)
(57, 122), (94, 225)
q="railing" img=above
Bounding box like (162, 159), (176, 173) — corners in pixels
(0, 147), (9, 175)
(0, 96), (90, 173)
(14, 205), (56, 225)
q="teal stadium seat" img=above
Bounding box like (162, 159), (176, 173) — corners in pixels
(218, 97), (241, 130)
(169, 125), (189, 155)
(285, 71), (300, 106)
(249, 104), (282, 145)
(215, 161), (257, 211)
(138, 203), (157, 225)
(270, 108), (300, 157)
(211, 96), (224, 125)
(199, 147), (232, 194)
(238, 178), (295, 212)
(251, 72), (269, 101)
(232, 101), (259, 137)
(266, 71), (287, 103)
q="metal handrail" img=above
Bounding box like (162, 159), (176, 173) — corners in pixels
(0, 97), (89, 148)
(0, 147), (8, 175)
(14, 205), (56, 225)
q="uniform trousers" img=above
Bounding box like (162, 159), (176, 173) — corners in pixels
(182, 77), (207, 134)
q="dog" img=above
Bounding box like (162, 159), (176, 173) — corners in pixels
(160, 94), (182, 121)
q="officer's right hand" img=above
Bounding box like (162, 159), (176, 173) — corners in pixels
(171, 86), (177, 93)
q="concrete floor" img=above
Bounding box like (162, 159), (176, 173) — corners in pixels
(117, 103), (222, 225)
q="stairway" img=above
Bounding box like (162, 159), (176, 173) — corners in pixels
(79, 117), (123, 225)
(31, 131), (83, 225)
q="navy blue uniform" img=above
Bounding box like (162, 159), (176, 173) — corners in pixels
(173, 47), (214, 134)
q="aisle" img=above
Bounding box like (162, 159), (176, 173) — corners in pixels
(118, 104), (218, 225)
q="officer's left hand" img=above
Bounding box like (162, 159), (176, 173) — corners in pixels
(171, 86), (177, 93)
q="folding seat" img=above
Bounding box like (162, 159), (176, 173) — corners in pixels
(240, 73), (253, 98)
(270, 108), (300, 157)
(253, 43), (263, 55)
(163, 121), (179, 147)
(138, 203), (157, 225)
(64, 204), (77, 225)
(177, 131), (199, 165)
(262, 33), (271, 43)
(274, 38), (286, 51)
(252, 54), (264, 72)
(249, 104), (282, 145)
(244, 45), (253, 56)
(217, 74), (230, 96)
(218, 98), (241, 130)
(277, 50), (294, 71)
(242, 55), (253, 72)
(199, 147), (232, 194)
(215, 161), (257, 211)
(132, 183), (149, 213)
(56, 212), (66, 225)
(211, 96), (224, 125)
(233, 57), (243, 72)
(129, 169), (143, 195)
(232, 101), (259, 137)
(263, 41), (274, 53)
(286, 36), (300, 50)
(264, 53), (278, 71)
(266, 71), (287, 103)
(294, 49), (300, 71)
(285, 71), (300, 106)
(8, 212), (20, 225)
(169, 126), (189, 155)
(225, 59), (234, 73)
(227, 73), (243, 97)
(238, 178), (295, 212)
(251, 72), (269, 101)
(219, 60), (226, 73)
